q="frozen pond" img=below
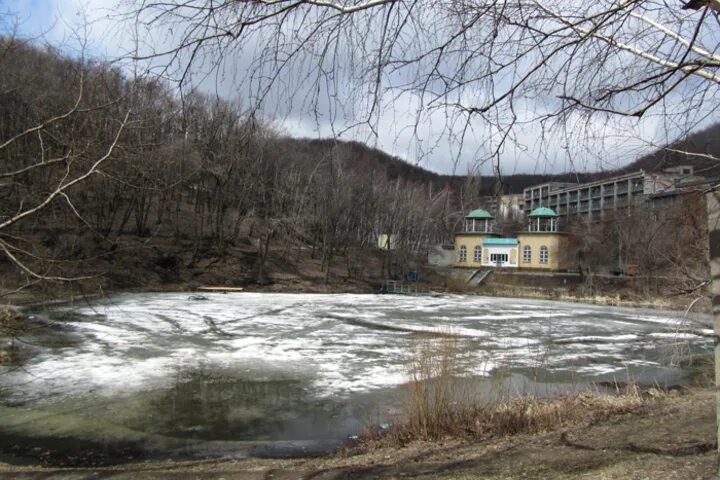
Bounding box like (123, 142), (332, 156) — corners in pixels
(0, 293), (711, 464)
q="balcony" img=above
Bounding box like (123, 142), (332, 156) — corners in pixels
(591, 187), (601, 198)
(528, 218), (559, 232)
(463, 221), (498, 234)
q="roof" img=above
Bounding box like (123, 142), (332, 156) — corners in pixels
(482, 238), (518, 245)
(465, 208), (494, 219)
(528, 207), (558, 217)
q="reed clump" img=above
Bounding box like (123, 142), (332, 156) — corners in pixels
(360, 336), (659, 448)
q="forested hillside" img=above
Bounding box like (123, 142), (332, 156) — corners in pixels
(0, 38), (488, 295)
(0, 37), (716, 296)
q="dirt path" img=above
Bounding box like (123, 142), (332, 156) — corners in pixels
(0, 387), (715, 479)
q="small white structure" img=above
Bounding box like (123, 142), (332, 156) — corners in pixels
(481, 238), (519, 268)
(377, 234), (398, 250)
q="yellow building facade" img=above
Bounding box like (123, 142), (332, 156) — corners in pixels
(516, 232), (570, 270)
(454, 234), (491, 267)
(454, 206), (571, 271)
(453, 208), (499, 268)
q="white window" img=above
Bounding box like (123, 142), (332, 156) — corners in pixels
(459, 245), (467, 263)
(473, 245), (482, 262)
(523, 245), (532, 263)
(540, 245), (549, 264)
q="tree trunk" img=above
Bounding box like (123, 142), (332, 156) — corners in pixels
(704, 190), (720, 472)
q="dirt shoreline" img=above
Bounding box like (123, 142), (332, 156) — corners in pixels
(0, 382), (715, 479)
(5, 278), (705, 317)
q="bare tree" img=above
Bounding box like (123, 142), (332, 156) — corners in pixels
(125, 0), (720, 464)
(125, 1), (720, 174)
(0, 36), (131, 295)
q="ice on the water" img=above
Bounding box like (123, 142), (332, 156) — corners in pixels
(0, 293), (708, 404)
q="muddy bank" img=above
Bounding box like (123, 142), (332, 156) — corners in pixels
(0, 383), (714, 479)
(443, 268), (708, 313)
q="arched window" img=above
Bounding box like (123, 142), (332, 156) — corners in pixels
(459, 245), (467, 263)
(473, 245), (482, 263)
(523, 245), (532, 263)
(539, 245), (549, 264)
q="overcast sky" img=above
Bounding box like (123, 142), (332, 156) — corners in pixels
(4, 0), (712, 176)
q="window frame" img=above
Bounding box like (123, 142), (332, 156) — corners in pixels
(523, 245), (532, 263)
(459, 245), (467, 263)
(539, 245), (549, 264)
(473, 245), (482, 263)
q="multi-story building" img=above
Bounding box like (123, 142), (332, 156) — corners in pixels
(522, 167), (700, 220)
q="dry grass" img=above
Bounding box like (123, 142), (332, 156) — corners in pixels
(0, 305), (27, 336)
(359, 336), (658, 448)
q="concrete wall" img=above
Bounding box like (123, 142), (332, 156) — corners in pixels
(516, 233), (571, 271)
(428, 244), (455, 267)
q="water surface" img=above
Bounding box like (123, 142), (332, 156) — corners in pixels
(0, 293), (710, 465)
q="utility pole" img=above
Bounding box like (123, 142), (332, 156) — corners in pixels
(705, 190), (720, 473)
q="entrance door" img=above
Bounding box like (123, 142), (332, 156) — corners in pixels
(490, 253), (509, 266)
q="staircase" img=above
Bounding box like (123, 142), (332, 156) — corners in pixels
(467, 269), (494, 286)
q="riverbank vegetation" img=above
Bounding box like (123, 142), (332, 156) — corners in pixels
(358, 336), (675, 450)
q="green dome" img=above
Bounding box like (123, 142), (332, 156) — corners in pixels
(528, 207), (558, 217)
(465, 208), (494, 219)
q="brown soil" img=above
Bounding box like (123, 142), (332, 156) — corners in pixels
(0, 386), (715, 479)
(1, 228), (697, 314)
(1, 232), (455, 307)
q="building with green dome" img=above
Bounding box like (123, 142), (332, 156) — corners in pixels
(454, 207), (571, 270)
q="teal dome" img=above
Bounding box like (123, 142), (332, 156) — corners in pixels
(465, 208), (494, 219)
(528, 207), (558, 217)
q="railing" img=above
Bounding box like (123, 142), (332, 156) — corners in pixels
(528, 223), (559, 232)
(381, 280), (431, 296)
(463, 225), (498, 233)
